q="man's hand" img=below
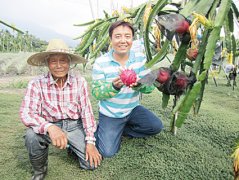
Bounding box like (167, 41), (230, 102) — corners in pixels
(112, 77), (124, 89)
(129, 76), (140, 88)
(47, 125), (68, 149)
(129, 82), (139, 88)
(85, 143), (102, 168)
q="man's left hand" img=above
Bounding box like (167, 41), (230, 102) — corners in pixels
(129, 76), (140, 88)
(85, 144), (102, 168)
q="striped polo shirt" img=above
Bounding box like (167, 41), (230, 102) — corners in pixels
(92, 49), (149, 118)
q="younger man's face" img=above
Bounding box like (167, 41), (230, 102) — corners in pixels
(111, 25), (133, 56)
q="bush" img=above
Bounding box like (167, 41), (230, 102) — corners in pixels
(0, 67), (4, 76)
(8, 80), (29, 89)
(5, 64), (18, 75)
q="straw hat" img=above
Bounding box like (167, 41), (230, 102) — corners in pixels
(27, 39), (86, 66)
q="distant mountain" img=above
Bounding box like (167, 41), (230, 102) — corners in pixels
(20, 23), (80, 48)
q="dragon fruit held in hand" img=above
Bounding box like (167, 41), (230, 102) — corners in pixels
(119, 69), (137, 87)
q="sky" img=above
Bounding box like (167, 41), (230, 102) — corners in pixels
(0, 0), (147, 47)
(0, 0), (238, 47)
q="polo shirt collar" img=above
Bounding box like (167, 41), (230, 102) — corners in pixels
(109, 49), (135, 64)
(47, 72), (72, 86)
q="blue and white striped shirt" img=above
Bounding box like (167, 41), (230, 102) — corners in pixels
(92, 49), (149, 118)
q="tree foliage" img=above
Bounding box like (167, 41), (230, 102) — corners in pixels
(0, 20), (47, 52)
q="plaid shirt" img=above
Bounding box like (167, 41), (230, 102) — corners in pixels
(20, 72), (96, 142)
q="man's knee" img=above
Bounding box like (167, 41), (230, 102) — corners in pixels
(151, 119), (164, 135)
(96, 133), (120, 158)
(25, 128), (37, 146)
(99, 146), (117, 158)
(101, 150), (117, 158)
(24, 128), (49, 156)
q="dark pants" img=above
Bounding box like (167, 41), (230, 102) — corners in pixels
(24, 119), (93, 170)
(96, 105), (164, 157)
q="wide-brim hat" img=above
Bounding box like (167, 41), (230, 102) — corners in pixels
(27, 39), (86, 66)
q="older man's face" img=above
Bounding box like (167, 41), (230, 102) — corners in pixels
(47, 54), (70, 79)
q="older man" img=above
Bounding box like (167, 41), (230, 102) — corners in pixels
(20, 39), (101, 180)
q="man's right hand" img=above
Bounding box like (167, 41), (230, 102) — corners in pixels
(47, 125), (68, 149)
(112, 77), (124, 89)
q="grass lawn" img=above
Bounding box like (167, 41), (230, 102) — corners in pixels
(0, 74), (238, 180)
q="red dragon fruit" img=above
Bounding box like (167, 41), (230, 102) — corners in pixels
(175, 73), (188, 89)
(187, 48), (198, 61)
(156, 67), (171, 84)
(119, 69), (137, 87)
(175, 20), (190, 34)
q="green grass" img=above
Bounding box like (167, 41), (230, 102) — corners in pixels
(0, 75), (238, 180)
